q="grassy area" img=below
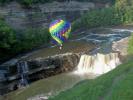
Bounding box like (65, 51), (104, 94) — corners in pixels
(128, 34), (133, 55)
(49, 59), (133, 100)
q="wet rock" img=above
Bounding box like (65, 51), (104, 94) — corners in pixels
(29, 53), (80, 73)
(112, 37), (129, 56)
(0, 53), (80, 95)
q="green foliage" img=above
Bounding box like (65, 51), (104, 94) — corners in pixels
(72, 7), (122, 31)
(0, 17), (50, 62)
(0, 18), (17, 62)
(1, 0), (133, 62)
(17, 0), (50, 7)
(18, 0), (35, 7)
(0, 0), (114, 7)
(128, 34), (133, 55)
(77, 0), (115, 4)
(14, 28), (50, 52)
(115, 0), (133, 24)
(0, 0), (11, 5)
(0, 19), (16, 50)
(73, 0), (133, 32)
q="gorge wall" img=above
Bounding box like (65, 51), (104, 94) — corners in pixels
(0, 52), (122, 95)
(0, 53), (80, 95)
(0, 1), (96, 30)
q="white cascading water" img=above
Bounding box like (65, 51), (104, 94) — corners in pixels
(76, 53), (121, 75)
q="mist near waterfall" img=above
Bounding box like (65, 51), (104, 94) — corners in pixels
(75, 53), (121, 75)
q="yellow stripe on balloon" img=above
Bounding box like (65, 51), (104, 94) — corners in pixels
(49, 20), (64, 33)
(64, 27), (71, 38)
(52, 35), (62, 45)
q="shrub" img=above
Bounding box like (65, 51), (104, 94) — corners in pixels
(72, 7), (122, 32)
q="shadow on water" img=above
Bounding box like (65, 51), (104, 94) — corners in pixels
(26, 72), (97, 100)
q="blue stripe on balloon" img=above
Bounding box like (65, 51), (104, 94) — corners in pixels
(50, 19), (71, 45)
(59, 34), (66, 42)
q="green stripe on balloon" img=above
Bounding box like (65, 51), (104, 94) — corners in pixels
(52, 35), (63, 45)
(49, 19), (71, 46)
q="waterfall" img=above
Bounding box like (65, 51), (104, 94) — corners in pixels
(76, 53), (121, 75)
(17, 61), (29, 87)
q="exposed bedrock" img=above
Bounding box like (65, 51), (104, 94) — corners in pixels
(0, 53), (80, 95)
(112, 37), (129, 56)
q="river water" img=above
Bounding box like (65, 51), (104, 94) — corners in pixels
(27, 72), (97, 100)
(72, 28), (131, 54)
(26, 28), (132, 100)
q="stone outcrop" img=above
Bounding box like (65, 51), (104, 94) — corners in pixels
(39, 1), (95, 12)
(0, 53), (80, 95)
(28, 53), (80, 73)
(0, 1), (95, 30)
(112, 37), (129, 56)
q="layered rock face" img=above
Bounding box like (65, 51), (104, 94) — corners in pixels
(112, 37), (129, 56)
(28, 53), (80, 76)
(0, 53), (80, 95)
(0, 1), (95, 30)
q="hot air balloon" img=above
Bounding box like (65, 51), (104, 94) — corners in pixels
(49, 19), (71, 49)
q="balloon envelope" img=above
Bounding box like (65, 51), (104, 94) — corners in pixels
(49, 19), (71, 45)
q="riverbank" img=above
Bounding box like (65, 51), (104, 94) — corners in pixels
(48, 30), (133, 100)
(49, 59), (133, 100)
(4, 72), (97, 100)
(2, 51), (122, 100)
(0, 40), (95, 67)
(24, 41), (95, 60)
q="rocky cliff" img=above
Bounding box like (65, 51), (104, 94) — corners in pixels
(0, 53), (80, 95)
(112, 37), (129, 56)
(0, 1), (95, 30)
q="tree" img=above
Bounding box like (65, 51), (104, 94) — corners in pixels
(0, 20), (16, 50)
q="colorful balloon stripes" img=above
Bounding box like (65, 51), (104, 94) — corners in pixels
(49, 19), (71, 46)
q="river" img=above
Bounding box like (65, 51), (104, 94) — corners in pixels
(1, 28), (132, 100)
(9, 28), (132, 100)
